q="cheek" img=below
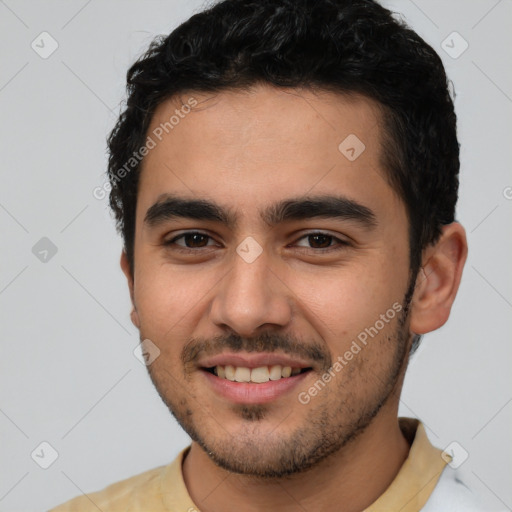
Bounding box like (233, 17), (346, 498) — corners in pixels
(133, 258), (225, 348)
(292, 259), (406, 350)
(133, 262), (192, 334)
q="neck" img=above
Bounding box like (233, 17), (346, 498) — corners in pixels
(182, 409), (410, 512)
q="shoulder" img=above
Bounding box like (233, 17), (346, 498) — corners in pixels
(422, 466), (506, 512)
(48, 464), (167, 512)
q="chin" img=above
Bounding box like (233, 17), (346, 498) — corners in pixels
(185, 406), (357, 478)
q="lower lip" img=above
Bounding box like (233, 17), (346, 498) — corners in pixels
(202, 370), (310, 404)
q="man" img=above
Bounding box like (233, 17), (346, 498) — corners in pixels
(50, 0), (494, 510)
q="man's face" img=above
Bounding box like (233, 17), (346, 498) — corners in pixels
(127, 85), (414, 476)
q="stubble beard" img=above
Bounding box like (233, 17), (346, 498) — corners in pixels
(145, 303), (411, 479)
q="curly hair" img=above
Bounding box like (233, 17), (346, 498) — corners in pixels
(107, 0), (459, 295)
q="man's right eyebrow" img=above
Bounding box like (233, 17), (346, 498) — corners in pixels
(144, 195), (238, 229)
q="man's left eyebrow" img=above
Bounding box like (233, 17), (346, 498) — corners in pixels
(262, 195), (377, 229)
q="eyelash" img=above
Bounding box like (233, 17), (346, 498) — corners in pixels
(164, 231), (350, 254)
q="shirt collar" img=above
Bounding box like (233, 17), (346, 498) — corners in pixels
(364, 418), (447, 512)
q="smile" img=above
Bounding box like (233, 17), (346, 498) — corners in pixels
(205, 364), (311, 383)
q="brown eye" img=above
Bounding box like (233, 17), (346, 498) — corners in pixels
(295, 232), (349, 251)
(165, 232), (217, 250)
(180, 233), (210, 248)
(307, 234), (333, 249)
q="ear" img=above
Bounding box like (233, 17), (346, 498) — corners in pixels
(409, 222), (468, 335)
(120, 250), (140, 329)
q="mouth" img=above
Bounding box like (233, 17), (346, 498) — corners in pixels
(203, 364), (312, 383)
(198, 353), (314, 404)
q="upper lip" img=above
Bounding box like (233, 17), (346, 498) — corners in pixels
(198, 352), (314, 370)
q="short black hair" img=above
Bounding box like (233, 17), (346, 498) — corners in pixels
(107, 0), (459, 311)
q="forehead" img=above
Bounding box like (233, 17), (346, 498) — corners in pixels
(145, 85), (383, 162)
(136, 85), (403, 227)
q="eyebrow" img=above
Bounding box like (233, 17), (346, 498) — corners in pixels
(144, 193), (377, 230)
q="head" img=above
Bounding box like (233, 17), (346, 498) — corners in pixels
(110, 0), (467, 477)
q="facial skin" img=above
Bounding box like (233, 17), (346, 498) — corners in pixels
(121, 85), (467, 511)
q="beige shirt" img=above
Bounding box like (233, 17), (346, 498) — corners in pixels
(50, 418), (448, 512)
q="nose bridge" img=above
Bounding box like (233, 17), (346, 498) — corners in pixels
(210, 247), (291, 335)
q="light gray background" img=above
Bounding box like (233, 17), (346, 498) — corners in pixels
(0, 1), (511, 511)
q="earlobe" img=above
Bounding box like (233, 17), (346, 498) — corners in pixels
(130, 307), (141, 329)
(120, 251), (140, 329)
(409, 223), (468, 335)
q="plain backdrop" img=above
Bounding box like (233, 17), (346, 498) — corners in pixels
(0, 1), (511, 511)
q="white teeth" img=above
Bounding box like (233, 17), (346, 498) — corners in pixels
(269, 365), (282, 380)
(213, 364), (304, 383)
(251, 366), (270, 383)
(234, 367), (251, 382)
(225, 365), (236, 381)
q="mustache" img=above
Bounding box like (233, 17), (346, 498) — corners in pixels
(181, 331), (332, 370)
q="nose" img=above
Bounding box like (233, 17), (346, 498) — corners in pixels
(209, 249), (292, 337)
